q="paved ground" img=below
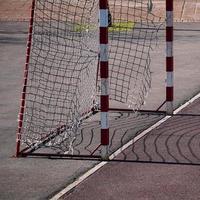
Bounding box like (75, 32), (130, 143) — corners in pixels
(154, 0), (200, 22)
(61, 98), (200, 200)
(0, 21), (200, 200)
(0, 1), (200, 200)
(62, 163), (200, 200)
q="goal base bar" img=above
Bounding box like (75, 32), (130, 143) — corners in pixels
(17, 152), (101, 160)
(16, 152), (200, 166)
(109, 108), (200, 117)
(109, 108), (166, 115)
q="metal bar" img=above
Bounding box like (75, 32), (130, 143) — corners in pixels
(156, 100), (166, 111)
(110, 159), (200, 166)
(19, 153), (200, 166)
(16, 0), (36, 157)
(109, 108), (166, 115)
(90, 144), (101, 155)
(99, 0), (109, 159)
(171, 113), (200, 117)
(166, 0), (174, 114)
(19, 152), (101, 159)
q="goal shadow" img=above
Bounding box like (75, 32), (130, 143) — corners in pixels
(19, 99), (200, 166)
(15, 0), (200, 166)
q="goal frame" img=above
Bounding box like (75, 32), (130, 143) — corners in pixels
(16, 0), (174, 160)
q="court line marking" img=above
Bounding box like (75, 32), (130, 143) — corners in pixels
(50, 92), (200, 200)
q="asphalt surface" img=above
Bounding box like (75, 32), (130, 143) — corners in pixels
(61, 98), (200, 200)
(62, 162), (200, 200)
(0, 21), (96, 200)
(0, 21), (200, 200)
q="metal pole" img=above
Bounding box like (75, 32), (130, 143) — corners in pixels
(166, 0), (174, 114)
(16, 0), (35, 157)
(99, 0), (109, 159)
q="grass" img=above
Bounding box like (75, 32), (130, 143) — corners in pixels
(74, 21), (135, 32)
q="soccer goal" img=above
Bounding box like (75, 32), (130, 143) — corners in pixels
(16, 0), (171, 160)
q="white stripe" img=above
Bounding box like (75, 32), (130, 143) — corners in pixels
(174, 92), (200, 114)
(50, 92), (200, 200)
(166, 42), (173, 57)
(101, 112), (109, 129)
(166, 11), (173, 27)
(49, 161), (108, 200)
(166, 72), (173, 87)
(166, 101), (173, 114)
(100, 44), (108, 62)
(100, 9), (108, 27)
(101, 145), (109, 160)
(101, 78), (109, 95)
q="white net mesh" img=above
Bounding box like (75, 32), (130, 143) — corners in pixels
(20, 0), (160, 153)
(107, 0), (159, 109)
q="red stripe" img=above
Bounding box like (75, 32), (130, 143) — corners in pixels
(100, 27), (108, 44)
(16, 142), (20, 157)
(29, 26), (33, 35)
(16, 0), (35, 157)
(101, 95), (109, 111)
(166, 57), (173, 71)
(166, 87), (173, 101)
(166, 27), (173, 41)
(31, 0), (35, 17)
(101, 129), (109, 145)
(166, 0), (173, 11)
(100, 62), (108, 78)
(18, 120), (23, 128)
(100, 0), (109, 150)
(99, 0), (108, 9)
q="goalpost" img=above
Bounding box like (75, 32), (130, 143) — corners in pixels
(16, 0), (172, 160)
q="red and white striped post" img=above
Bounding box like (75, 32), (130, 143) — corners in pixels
(99, 0), (109, 159)
(16, 0), (36, 157)
(166, 0), (174, 114)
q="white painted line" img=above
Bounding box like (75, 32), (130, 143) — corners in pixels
(49, 161), (108, 200)
(174, 92), (200, 114)
(50, 92), (200, 200)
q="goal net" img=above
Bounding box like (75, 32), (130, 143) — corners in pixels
(17, 0), (160, 156)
